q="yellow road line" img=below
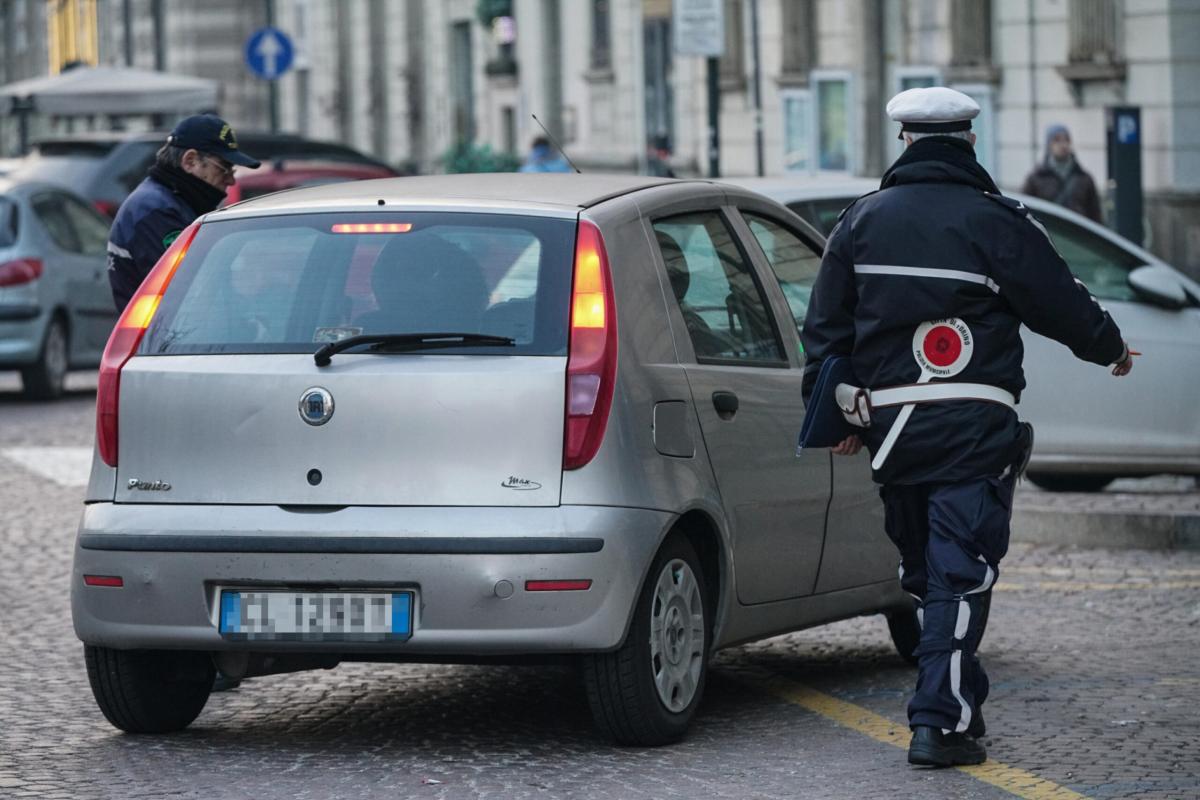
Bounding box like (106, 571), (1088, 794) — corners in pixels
(1003, 566), (1200, 578)
(731, 668), (1091, 800)
(995, 580), (1200, 592)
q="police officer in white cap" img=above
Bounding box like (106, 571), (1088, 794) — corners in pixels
(801, 87), (1135, 767)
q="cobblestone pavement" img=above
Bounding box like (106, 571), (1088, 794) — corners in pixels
(2, 381), (1198, 800)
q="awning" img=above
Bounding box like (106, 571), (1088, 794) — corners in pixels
(0, 65), (218, 116)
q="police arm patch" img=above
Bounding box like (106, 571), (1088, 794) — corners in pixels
(162, 229), (183, 248)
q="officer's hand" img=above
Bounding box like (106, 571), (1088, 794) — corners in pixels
(831, 435), (862, 456)
(1112, 342), (1136, 377)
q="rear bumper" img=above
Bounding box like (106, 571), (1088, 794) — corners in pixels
(71, 503), (670, 655)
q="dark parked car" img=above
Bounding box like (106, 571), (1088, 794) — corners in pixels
(12, 131), (399, 217)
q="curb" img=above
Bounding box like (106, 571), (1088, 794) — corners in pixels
(1011, 505), (1200, 550)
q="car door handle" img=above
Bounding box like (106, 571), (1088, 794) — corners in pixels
(712, 391), (739, 419)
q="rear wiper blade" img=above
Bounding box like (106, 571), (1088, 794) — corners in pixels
(314, 333), (516, 366)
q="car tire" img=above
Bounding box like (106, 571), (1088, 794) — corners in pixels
(886, 603), (921, 667)
(583, 534), (710, 746)
(21, 316), (69, 400)
(84, 645), (215, 733)
(1027, 472), (1115, 493)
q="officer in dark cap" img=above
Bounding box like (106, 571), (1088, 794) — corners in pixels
(801, 87), (1135, 767)
(106, 114), (261, 310)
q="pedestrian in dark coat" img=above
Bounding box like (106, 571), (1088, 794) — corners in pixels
(107, 115), (261, 311)
(1020, 124), (1104, 223)
(801, 87), (1135, 768)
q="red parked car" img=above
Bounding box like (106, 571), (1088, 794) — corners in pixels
(224, 160), (399, 205)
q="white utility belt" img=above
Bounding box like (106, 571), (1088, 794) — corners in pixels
(835, 381), (1017, 471)
(834, 382), (1016, 429)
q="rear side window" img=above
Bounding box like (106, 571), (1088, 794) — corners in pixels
(141, 212), (575, 356)
(744, 213), (822, 335)
(652, 212), (785, 365)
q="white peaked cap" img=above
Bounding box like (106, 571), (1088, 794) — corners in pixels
(886, 87), (980, 133)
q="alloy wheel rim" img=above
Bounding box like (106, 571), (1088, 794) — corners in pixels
(45, 322), (67, 389)
(649, 558), (705, 713)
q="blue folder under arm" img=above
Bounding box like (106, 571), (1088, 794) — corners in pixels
(797, 356), (859, 451)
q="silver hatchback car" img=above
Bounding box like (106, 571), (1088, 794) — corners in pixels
(72, 174), (914, 745)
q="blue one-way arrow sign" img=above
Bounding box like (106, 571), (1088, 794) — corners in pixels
(245, 27), (294, 80)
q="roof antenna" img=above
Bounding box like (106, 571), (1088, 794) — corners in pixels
(531, 114), (582, 174)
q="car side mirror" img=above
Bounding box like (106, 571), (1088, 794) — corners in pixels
(1128, 265), (1188, 310)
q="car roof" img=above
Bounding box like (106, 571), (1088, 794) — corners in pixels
(212, 173), (702, 219)
(721, 175), (881, 202)
(725, 174), (1175, 271)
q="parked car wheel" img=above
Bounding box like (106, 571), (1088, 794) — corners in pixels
(583, 534), (710, 746)
(21, 316), (68, 400)
(886, 602), (921, 667)
(84, 645), (214, 733)
(1027, 472), (1115, 493)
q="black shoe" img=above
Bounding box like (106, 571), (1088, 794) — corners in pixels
(967, 709), (985, 739)
(908, 726), (987, 767)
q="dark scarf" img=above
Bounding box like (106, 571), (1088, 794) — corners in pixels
(880, 136), (1001, 196)
(148, 162), (226, 216)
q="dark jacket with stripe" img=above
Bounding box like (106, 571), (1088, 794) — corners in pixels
(801, 137), (1125, 485)
(107, 175), (195, 311)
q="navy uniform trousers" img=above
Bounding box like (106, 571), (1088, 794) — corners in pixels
(881, 466), (1019, 733)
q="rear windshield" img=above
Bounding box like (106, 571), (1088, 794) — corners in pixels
(141, 212), (576, 356)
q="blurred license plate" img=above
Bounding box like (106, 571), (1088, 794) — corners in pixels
(218, 590), (412, 641)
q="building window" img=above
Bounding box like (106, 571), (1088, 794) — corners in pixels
(783, 72), (855, 175)
(781, 89), (812, 173)
(946, 0), (998, 83)
(591, 0), (611, 72)
(451, 21), (475, 142)
(953, 84), (996, 177)
(1058, 0), (1126, 82)
(719, 0), (745, 92)
(815, 72), (852, 173)
(779, 0), (815, 86)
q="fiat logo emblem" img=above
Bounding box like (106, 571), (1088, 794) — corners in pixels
(298, 387), (334, 426)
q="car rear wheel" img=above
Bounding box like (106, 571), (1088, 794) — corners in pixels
(1027, 472), (1115, 493)
(21, 316), (69, 400)
(583, 534), (709, 746)
(84, 645), (215, 733)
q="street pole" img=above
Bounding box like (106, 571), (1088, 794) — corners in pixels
(122, 0), (133, 66)
(265, 0), (280, 133)
(152, 0), (165, 71)
(750, 0), (764, 176)
(707, 56), (720, 178)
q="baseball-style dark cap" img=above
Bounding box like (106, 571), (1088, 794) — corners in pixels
(166, 114), (261, 168)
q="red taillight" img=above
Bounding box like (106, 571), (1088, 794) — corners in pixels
(92, 200), (119, 218)
(96, 221), (200, 467)
(83, 575), (123, 587)
(563, 220), (618, 470)
(331, 223), (413, 234)
(525, 579), (592, 592)
(0, 258), (43, 287)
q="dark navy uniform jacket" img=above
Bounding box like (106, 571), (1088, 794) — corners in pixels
(801, 137), (1125, 486)
(106, 175), (195, 311)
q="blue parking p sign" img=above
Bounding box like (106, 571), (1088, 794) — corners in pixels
(245, 27), (294, 80)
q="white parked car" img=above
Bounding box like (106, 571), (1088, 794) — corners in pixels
(728, 177), (1200, 492)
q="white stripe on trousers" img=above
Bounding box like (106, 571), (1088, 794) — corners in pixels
(948, 557), (996, 733)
